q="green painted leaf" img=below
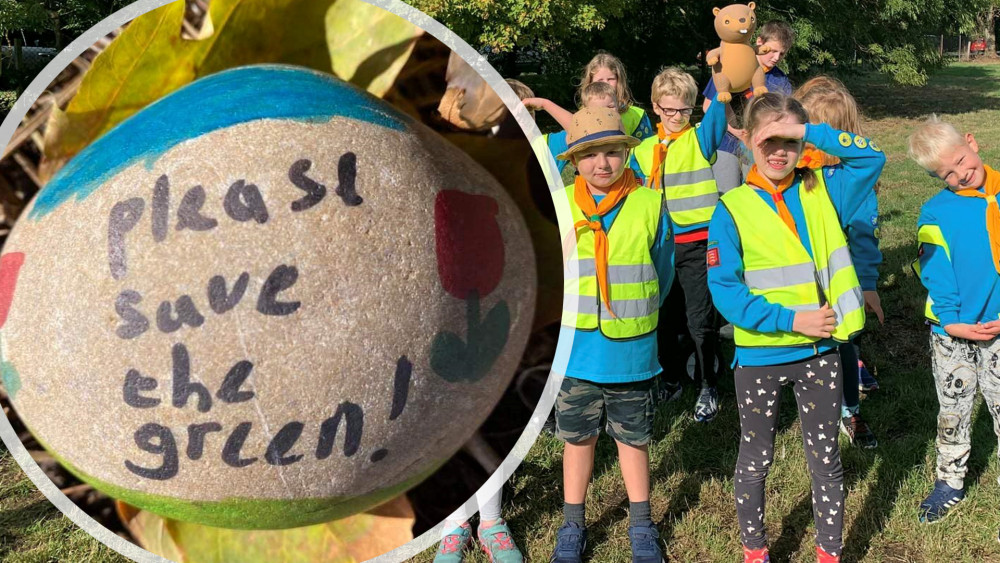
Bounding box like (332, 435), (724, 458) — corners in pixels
(42, 0), (338, 177)
(325, 0), (422, 97)
(119, 495), (414, 562)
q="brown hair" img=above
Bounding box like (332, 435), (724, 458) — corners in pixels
(743, 92), (818, 190)
(505, 78), (536, 118)
(757, 20), (795, 50)
(578, 52), (635, 113)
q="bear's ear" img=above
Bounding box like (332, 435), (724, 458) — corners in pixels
(748, 2), (756, 10)
(713, 6), (721, 15)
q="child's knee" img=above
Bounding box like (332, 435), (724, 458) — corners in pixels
(938, 412), (966, 446)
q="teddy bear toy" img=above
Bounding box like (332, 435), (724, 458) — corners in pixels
(706, 2), (771, 103)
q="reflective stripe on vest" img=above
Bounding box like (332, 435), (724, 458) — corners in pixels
(720, 174), (865, 347)
(912, 224), (950, 324)
(632, 128), (719, 226)
(560, 184), (662, 339)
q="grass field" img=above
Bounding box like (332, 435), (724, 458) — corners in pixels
(413, 62), (1000, 562)
(0, 445), (126, 561)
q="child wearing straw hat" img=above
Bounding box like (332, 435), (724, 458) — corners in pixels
(550, 107), (674, 563)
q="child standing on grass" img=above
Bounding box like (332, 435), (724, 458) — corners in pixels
(703, 20), (796, 192)
(707, 93), (886, 563)
(628, 67), (727, 422)
(909, 116), (1000, 530)
(793, 77), (883, 449)
(550, 107), (674, 563)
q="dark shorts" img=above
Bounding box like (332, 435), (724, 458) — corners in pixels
(554, 376), (656, 446)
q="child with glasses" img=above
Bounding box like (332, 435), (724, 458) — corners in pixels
(628, 66), (728, 423)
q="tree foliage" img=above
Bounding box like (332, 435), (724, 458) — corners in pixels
(416, 0), (999, 102)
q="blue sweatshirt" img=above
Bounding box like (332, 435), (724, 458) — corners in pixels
(706, 123), (887, 367)
(818, 165), (882, 291)
(918, 179), (1000, 335)
(627, 95), (728, 235)
(553, 191), (675, 384)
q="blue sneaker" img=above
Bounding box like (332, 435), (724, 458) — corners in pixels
(550, 521), (586, 563)
(434, 522), (472, 562)
(858, 359), (879, 392)
(694, 387), (719, 423)
(918, 480), (965, 523)
(628, 521), (665, 563)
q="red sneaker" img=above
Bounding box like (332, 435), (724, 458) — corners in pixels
(817, 546), (841, 563)
(743, 545), (769, 563)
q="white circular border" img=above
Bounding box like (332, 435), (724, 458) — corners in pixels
(0, 1), (575, 562)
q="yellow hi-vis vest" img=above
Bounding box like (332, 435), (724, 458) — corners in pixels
(561, 185), (662, 339)
(622, 105), (647, 138)
(720, 175), (865, 347)
(632, 127), (719, 226)
(911, 224), (949, 324)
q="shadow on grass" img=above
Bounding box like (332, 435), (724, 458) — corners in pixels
(843, 63), (1000, 121)
(0, 498), (64, 558)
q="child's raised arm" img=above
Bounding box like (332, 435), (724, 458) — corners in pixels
(802, 123), (886, 223)
(696, 94), (729, 161)
(523, 98), (575, 130)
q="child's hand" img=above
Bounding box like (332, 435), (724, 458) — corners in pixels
(863, 291), (884, 324)
(752, 122), (806, 148)
(792, 304), (836, 338)
(944, 323), (1000, 341)
(521, 97), (550, 111)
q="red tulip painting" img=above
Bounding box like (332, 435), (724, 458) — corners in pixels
(0, 252), (24, 398)
(431, 191), (510, 382)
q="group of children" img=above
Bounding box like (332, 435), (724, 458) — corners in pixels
(434, 16), (1000, 563)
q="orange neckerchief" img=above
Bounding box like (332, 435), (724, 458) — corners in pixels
(954, 165), (1000, 274)
(746, 164), (799, 238)
(649, 123), (692, 190)
(798, 146), (826, 169)
(574, 170), (639, 318)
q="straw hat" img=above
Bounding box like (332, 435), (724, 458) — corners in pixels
(556, 107), (641, 161)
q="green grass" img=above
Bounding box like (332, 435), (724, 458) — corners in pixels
(0, 444), (127, 562)
(412, 62), (1000, 562)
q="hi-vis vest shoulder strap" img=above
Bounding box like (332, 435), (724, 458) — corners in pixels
(632, 127), (719, 227)
(561, 184), (662, 340)
(622, 105), (645, 138)
(911, 224), (950, 324)
(720, 174), (865, 347)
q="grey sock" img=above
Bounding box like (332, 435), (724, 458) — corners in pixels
(629, 501), (651, 525)
(563, 502), (585, 526)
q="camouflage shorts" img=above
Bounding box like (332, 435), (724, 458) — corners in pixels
(555, 376), (655, 446)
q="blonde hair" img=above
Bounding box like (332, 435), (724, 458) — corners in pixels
(793, 75), (847, 101)
(650, 67), (697, 107)
(581, 81), (618, 108)
(793, 77), (864, 167)
(579, 52), (635, 113)
(908, 115), (967, 171)
(743, 92), (818, 191)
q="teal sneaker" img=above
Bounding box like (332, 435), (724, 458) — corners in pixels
(434, 522), (472, 562)
(478, 519), (523, 562)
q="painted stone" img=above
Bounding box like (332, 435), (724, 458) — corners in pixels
(0, 65), (536, 529)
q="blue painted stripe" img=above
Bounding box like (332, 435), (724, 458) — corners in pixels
(30, 65), (410, 219)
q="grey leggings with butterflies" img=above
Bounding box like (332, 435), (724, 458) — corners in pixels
(734, 350), (845, 557)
